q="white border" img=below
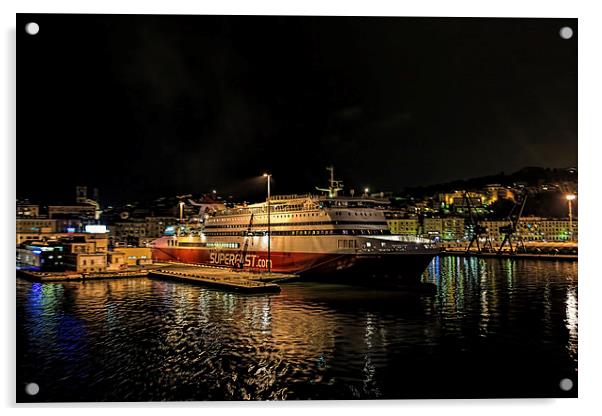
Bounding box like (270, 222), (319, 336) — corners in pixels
(2, 1), (600, 415)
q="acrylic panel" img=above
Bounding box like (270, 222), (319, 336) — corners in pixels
(17, 14), (577, 402)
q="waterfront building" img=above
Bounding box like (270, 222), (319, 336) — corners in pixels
(16, 218), (58, 233)
(63, 235), (108, 254)
(480, 217), (578, 243)
(16, 203), (39, 218)
(63, 252), (107, 273)
(60, 234), (109, 272)
(16, 240), (65, 271)
(16, 231), (87, 245)
(479, 220), (511, 242)
(422, 217), (465, 241)
(383, 211), (419, 236)
(107, 251), (127, 271)
(118, 247), (153, 265)
(523, 217), (578, 242)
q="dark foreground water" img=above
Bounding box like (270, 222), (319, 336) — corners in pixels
(16, 256), (578, 401)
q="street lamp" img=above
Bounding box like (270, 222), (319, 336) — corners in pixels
(263, 173), (272, 274)
(566, 194), (576, 242)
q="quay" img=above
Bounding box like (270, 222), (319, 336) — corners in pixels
(17, 263), (293, 294)
(442, 249), (577, 261)
(440, 240), (578, 261)
(17, 269), (150, 282)
(148, 265), (287, 293)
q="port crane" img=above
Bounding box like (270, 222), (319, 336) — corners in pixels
(497, 190), (528, 255)
(463, 191), (493, 254)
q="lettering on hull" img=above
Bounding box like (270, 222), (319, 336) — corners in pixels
(209, 252), (272, 269)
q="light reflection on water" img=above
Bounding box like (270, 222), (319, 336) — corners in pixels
(17, 256), (577, 401)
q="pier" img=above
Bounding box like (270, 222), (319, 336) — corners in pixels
(440, 240), (578, 261)
(17, 269), (150, 282)
(17, 264), (293, 294)
(441, 250), (577, 261)
(149, 265), (287, 293)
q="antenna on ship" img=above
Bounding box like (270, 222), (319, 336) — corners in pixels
(315, 166), (344, 197)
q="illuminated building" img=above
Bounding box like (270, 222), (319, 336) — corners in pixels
(48, 204), (97, 220)
(145, 217), (178, 238)
(383, 211), (419, 236)
(16, 240), (65, 271)
(64, 234), (108, 254)
(479, 220), (512, 242)
(107, 251), (127, 271)
(117, 247), (153, 265)
(483, 184), (515, 205)
(109, 219), (147, 246)
(16, 203), (39, 218)
(422, 217), (465, 241)
(109, 217), (177, 247)
(60, 234), (110, 272)
(480, 217), (578, 242)
(437, 191), (485, 207)
(532, 218), (578, 242)
(63, 252), (107, 273)
(16, 218), (58, 233)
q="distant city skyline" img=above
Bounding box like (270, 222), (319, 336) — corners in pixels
(17, 164), (577, 208)
(18, 15), (577, 205)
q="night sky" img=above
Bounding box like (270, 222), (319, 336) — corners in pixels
(18, 14), (577, 205)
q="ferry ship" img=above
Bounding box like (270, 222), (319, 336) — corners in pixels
(151, 169), (440, 285)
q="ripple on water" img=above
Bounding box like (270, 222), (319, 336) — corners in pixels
(17, 257), (577, 401)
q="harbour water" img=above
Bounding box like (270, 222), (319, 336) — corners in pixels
(16, 256), (578, 401)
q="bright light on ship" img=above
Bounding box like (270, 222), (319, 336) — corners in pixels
(85, 225), (108, 234)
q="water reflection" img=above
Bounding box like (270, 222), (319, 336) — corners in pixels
(17, 256), (577, 401)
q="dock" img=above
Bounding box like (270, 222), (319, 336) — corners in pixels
(18, 264), (295, 293)
(17, 269), (150, 282)
(148, 265), (289, 293)
(442, 250), (577, 261)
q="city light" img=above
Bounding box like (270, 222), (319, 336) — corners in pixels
(566, 194), (576, 201)
(85, 224), (108, 234)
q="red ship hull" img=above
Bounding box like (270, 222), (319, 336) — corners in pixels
(152, 246), (435, 285)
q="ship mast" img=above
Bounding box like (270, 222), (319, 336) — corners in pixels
(316, 166), (344, 197)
